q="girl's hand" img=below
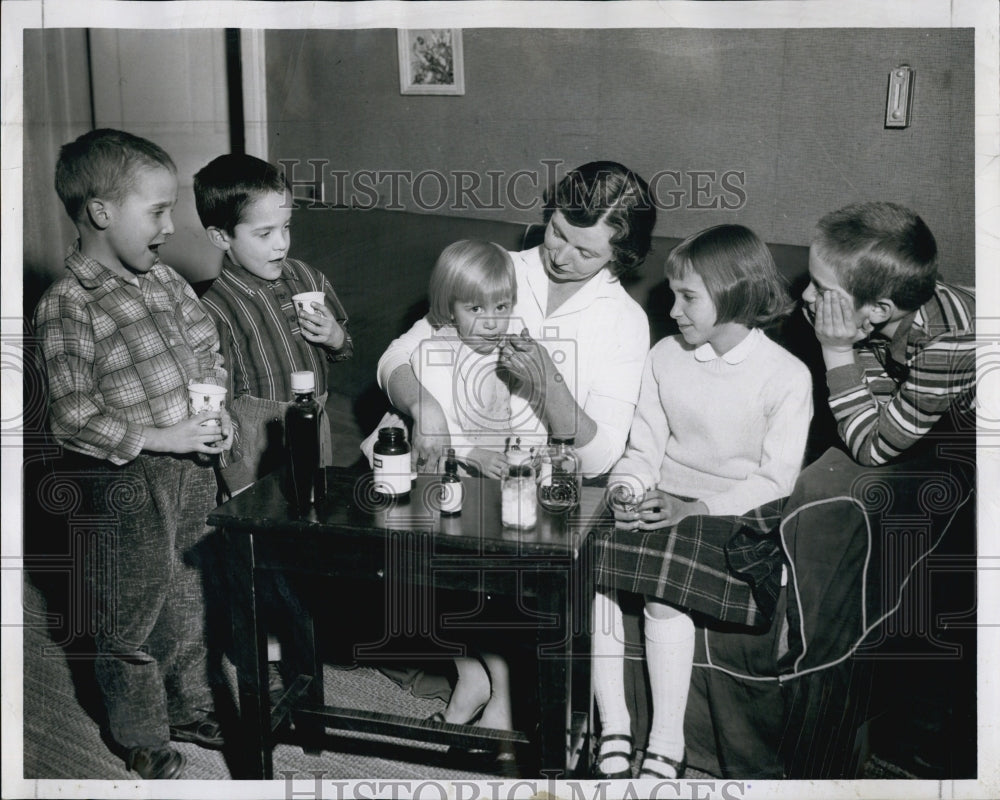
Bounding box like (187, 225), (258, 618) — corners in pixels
(814, 290), (865, 351)
(499, 329), (556, 393)
(606, 480), (644, 529)
(143, 411), (230, 455)
(467, 448), (508, 479)
(299, 303), (346, 349)
(634, 490), (708, 530)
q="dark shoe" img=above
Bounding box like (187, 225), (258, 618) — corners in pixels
(169, 710), (224, 749)
(447, 744), (519, 777)
(638, 749), (686, 779)
(592, 733), (634, 779)
(126, 746), (186, 779)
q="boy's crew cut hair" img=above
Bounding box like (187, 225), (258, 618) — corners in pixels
(55, 128), (177, 223)
(427, 240), (517, 328)
(666, 224), (793, 327)
(194, 153), (290, 234)
(543, 161), (656, 280)
(813, 201), (938, 312)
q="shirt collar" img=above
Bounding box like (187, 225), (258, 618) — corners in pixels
(221, 255), (300, 294)
(521, 246), (624, 318)
(692, 326), (762, 364)
(64, 241), (155, 289)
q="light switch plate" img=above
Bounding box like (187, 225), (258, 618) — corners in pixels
(885, 66), (914, 128)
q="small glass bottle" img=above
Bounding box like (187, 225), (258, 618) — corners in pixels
(285, 370), (324, 510)
(538, 435), (582, 513)
(501, 448), (537, 529)
(439, 448), (463, 516)
(373, 427), (411, 500)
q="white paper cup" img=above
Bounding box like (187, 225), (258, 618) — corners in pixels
(188, 383), (226, 427)
(292, 291), (325, 319)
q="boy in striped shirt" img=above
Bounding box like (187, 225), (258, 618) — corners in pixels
(801, 201), (975, 465)
(194, 154), (353, 495)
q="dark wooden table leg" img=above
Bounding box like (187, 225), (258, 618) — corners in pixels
(535, 570), (571, 778)
(295, 599), (325, 753)
(226, 529), (273, 779)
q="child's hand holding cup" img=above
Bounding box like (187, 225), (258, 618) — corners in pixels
(188, 382), (227, 430)
(607, 475), (645, 530)
(292, 291), (326, 323)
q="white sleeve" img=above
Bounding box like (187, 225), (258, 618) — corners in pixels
(606, 348), (667, 495)
(574, 305), (650, 477)
(701, 362), (814, 516)
(376, 315), (436, 391)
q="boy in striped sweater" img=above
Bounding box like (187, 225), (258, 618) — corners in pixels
(681, 201), (977, 779)
(801, 201), (975, 464)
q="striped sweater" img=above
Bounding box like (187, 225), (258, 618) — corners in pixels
(826, 282), (975, 465)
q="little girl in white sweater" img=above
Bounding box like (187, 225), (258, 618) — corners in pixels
(592, 224), (813, 779)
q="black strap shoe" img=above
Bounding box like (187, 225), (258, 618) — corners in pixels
(169, 710), (224, 749)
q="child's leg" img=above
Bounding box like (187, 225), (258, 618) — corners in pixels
(443, 656), (492, 724)
(82, 456), (178, 749)
(592, 589), (632, 775)
(142, 456), (216, 725)
(641, 600), (695, 778)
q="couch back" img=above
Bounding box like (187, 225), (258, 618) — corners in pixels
(261, 204), (814, 402)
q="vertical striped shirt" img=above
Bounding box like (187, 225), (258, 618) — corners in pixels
(826, 282), (975, 465)
(199, 256), (352, 405)
(33, 244), (226, 465)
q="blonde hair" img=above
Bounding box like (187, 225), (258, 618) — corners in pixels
(427, 240), (516, 327)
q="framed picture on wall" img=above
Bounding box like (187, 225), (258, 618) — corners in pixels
(397, 29), (465, 95)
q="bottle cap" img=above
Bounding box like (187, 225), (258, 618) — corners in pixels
(291, 370), (315, 393)
(508, 449), (531, 466)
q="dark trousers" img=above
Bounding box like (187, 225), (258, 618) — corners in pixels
(73, 452), (217, 749)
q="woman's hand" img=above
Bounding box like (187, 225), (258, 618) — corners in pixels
(411, 401), (451, 473)
(499, 329), (556, 394)
(299, 303), (346, 349)
(466, 448), (508, 479)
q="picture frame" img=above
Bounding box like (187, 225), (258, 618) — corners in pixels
(397, 29), (465, 95)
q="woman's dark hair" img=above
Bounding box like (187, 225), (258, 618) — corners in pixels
(543, 161), (655, 279)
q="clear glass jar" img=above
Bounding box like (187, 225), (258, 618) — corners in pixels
(501, 449), (537, 529)
(537, 435), (582, 513)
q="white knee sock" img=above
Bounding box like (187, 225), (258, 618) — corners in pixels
(592, 591), (631, 773)
(643, 608), (695, 776)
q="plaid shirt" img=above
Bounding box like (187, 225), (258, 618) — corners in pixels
(826, 282), (976, 465)
(200, 256), (352, 405)
(34, 245), (226, 465)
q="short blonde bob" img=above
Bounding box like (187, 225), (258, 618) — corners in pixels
(427, 240), (516, 328)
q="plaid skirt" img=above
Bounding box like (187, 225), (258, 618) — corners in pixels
(592, 499), (787, 628)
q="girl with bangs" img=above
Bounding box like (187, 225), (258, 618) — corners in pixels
(591, 224), (814, 779)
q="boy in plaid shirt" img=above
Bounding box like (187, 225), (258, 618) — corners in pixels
(34, 129), (233, 779)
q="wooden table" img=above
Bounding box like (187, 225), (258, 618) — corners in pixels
(208, 466), (605, 778)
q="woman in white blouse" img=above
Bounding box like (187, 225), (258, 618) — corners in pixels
(377, 160), (657, 478)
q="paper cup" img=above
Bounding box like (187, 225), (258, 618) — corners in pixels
(292, 291), (325, 319)
(188, 383), (226, 426)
